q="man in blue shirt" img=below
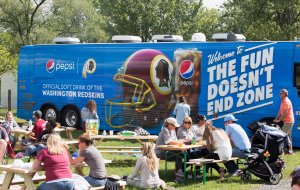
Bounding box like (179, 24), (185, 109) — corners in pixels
(224, 114), (251, 158)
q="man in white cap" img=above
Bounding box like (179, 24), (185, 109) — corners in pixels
(224, 114), (251, 158)
(154, 117), (184, 182)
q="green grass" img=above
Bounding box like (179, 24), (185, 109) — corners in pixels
(2, 108), (299, 189)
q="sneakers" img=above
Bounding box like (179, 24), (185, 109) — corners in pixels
(231, 169), (243, 177)
(176, 169), (184, 177)
(174, 176), (184, 184)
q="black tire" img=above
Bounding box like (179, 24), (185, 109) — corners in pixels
(61, 106), (80, 128)
(42, 106), (58, 121)
(241, 173), (251, 180)
(269, 174), (281, 185)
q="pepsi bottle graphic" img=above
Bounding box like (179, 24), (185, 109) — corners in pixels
(173, 49), (202, 120)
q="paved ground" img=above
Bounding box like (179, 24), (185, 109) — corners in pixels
(254, 179), (291, 190)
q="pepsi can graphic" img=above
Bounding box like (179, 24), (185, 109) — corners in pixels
(173, 49), (201, 119)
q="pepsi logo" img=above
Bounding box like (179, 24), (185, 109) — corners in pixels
(179, 60), (194, 79)
(46, 60), (55, 73)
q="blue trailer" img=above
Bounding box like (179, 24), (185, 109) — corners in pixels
(17, 41), (300, 146)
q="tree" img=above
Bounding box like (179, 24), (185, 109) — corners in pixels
(47, 0), (108, 43)
(98, 0), (205, 41)
(0, 32), (19, 74)
(221, 0), (300, 40)
(0, 0), (47, 47)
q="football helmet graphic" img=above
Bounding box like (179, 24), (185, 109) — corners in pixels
(105, 49), (174, 128)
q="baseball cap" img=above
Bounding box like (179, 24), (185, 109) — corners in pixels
(33, 110), (42, 118)
(224, 114), (238, 122)
(196, 114), (206, 122)
(166, 117), (180, 128)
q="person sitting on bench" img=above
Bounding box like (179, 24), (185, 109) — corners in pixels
(64, 133), (107, 187)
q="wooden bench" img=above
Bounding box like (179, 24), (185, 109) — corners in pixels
(186, 157), (239, 184)
(89, 180), (126, 190)
(0, 174), (46, 186)
(66, 127), (77, 140)
(73, 160), (112, 176)
(99, 150), (141, 154)
(97, 146), (140, 150)
(97, 146), (141, 154)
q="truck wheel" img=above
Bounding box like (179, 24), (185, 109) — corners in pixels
(42, 106), (58, 121)
(61, 107), (80, 128)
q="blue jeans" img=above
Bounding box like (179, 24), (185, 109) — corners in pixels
(232, 147), (250, 159)
(37, 180), (75, 190)
(25, 144), (47, 156)
(84, 175), (107, 187)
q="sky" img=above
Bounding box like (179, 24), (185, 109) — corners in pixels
(203, 0), (226, 9)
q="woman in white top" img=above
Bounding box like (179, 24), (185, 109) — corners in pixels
(203, 124), (240, 179)
(127, 142), (166, 189)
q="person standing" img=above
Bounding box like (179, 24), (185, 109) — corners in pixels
(173, 96), (190, 125)
(273, 89), (294, 154)
(81, 99), (99, 132)
(127, 142), (166, 189)
(224, 114), (251, 158)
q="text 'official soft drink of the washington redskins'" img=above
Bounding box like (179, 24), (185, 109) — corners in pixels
(173, 49), (202, 120)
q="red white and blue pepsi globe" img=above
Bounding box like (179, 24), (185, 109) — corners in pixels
(179, 60), (194, 79)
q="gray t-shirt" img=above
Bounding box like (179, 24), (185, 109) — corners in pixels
(177, 126), (196, 141)
(155, 127), (178, 156)
(80, 146), (106, 178)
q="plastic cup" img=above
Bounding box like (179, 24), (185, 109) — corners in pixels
(109, 130), (114, 136)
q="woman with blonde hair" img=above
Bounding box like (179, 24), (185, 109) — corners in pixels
(202, 124), (240, 179)
(32, 134), (74, 190)
(127, 142), (166, 189)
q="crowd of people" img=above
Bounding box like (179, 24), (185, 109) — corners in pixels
(0, 90), (296, 189)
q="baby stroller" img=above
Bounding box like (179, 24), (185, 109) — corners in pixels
(241, 122), (286, 185)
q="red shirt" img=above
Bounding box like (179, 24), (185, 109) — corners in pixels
(32, 119), (46, 138)
(36, 149), (72, 182)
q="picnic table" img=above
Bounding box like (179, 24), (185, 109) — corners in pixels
(157, 144), (203, 183)
(0, 164), (44, 190)
(91, 135), (158, 144)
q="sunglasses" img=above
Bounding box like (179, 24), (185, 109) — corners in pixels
(184, 121), (191, 124)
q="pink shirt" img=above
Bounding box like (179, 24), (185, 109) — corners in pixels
(279, 97), (294, 123)
(36, 148), (72, 182)
(32, 119), (45, 138)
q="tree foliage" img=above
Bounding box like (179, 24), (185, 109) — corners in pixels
(98, 0), (211, 41)
(221, 0), (300, 40)
(0, 0), (47, 47)
(47, 0), (108, 43)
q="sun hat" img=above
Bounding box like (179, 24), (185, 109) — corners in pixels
(166, 117), (180, 128)
(224, 114), (238, 122)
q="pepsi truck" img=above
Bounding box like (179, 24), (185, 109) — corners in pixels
(17, 37), (300, 147)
